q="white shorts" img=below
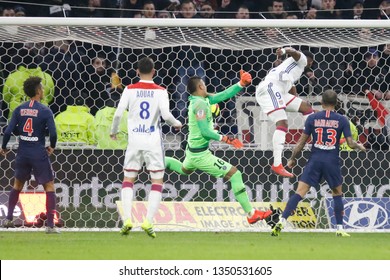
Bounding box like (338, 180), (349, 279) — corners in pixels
(255, 80), (303, 121)
(123, 148), (165, 178)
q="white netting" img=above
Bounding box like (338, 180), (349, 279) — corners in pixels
(0, 18), (389, 231)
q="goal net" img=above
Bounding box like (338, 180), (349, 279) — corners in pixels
(0, 17), (389, 232)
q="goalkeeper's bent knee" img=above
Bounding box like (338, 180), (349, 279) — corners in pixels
(165, 156), (187, 175)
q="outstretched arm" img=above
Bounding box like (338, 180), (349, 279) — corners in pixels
(194, 102), (243, 149)
(208, 70), (252, 104)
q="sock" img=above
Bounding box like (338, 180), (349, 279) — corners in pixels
(146, 184), (163, 224)
(229, 170), (252, 213)
(273, 126), (287, 166)
(303, 109), (314, 122)
(46, 192), (56, 228)
(282, 193), (303, 219)
(7, 188), (21, 221)
(333, 195), (344, 226)
(165, 157), (187, 175)
(121, 181), (134, 222)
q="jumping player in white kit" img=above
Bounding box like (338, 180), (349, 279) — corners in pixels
(110, 57), (182, 238)
(255, 47), (315, 178)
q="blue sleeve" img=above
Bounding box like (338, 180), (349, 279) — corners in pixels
(2, 109), (19, 149)
(46, 110), (57, 148)
(341, 116), (352, 139)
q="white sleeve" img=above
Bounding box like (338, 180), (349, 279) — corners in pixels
(159, 90), (181, 126)
(297, 52), (308, 67)
(110, 90), (130, 134)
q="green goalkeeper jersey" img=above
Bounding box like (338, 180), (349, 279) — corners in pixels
(187, 83), (243, 149)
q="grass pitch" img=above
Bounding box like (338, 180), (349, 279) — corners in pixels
(1, 231), (389, 260)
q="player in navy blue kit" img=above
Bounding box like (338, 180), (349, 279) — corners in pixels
(0, 76), (60, 234)
(271, 90), (366, 237)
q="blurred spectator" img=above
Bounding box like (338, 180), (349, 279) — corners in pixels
(306, 6), (318, 19)
(311, 47), (348, 94)
(54, 91), (96, 145)
(177, 0), (200, 18)
(2, 7), (15, 16)
(193, 0), (217, 10)
(242, 0), (270, 16)
(296, 51), (320, 95)
(173, 0), (204, 125)
(351, 0), (364, 19)
(121, 0), (144, 18)
(37, 1), (72, 17)
(199, 1), (216, 18)
(377, 0), (390, 19)
(365, 125), (389, 151)
(264, 0), (288, 19)
(287, 0), (314, 19)
(2, 48), (55, 120)
(73, 0), (105, 17)
(173, 46), (205, 125)
(41, 40), (86, 116)
(379, 43), (390, 68)
(335, 100), (360, 151)
(235, 5), (250, 19)
(215, 0), (237, 18)
(346, 48), (389, 96)
(94, 92), (128, 149)
(142, 0), (156, 18)
(14, 6), (27, 17)
(157, 9), (172, 18)
(316, 0), (342, 19)
(82, 54), (124, 116)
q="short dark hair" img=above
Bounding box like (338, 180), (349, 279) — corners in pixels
(187, 76), (202, 94)
(303, 50), (314, 61)
(23, 76), (42, 98)
(137, 57), (154, 74)
(322, 89), (338, 106)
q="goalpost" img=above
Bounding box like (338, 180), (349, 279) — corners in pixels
(0, 17), (389, 232)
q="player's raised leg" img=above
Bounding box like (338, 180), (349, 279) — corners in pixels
(165, 156), (193, 175)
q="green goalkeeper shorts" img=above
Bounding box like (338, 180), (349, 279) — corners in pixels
(183, 149), (232, 178)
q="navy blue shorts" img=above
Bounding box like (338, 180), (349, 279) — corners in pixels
(300, 159), (342, 189)
(14, 155), (54, 185)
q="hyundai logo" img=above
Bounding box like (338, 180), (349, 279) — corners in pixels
(344, 201), (388, 229)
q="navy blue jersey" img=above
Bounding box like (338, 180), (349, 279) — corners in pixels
(2, 100), (57, 158)
(304, 110), (351, 161)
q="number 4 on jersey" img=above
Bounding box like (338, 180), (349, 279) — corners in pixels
(23, 118), (34, 136)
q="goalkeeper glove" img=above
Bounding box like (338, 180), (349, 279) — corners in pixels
(111, 72), (123, 89)
(210, 104), (220, 119)
(239, 70), (252, 87)
(265, 205), (282, 229)
(221, 135), (243, 149)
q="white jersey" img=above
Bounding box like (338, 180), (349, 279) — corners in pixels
(111, 80), (181, 150)
(264, 53), (307, 94)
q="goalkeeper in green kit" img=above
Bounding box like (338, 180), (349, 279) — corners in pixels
(166, 70), (276, 225)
